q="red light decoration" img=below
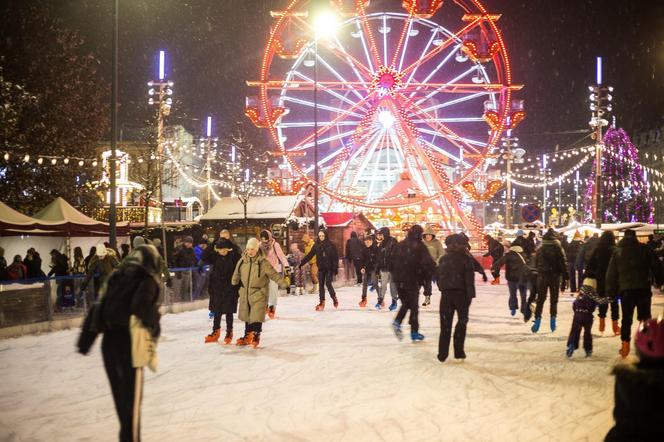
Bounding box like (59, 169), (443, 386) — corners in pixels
(509, 110), (526, 129)
(370, 66), (405, 97)
(483, 110), (526, 131)
(401, 0), (444, 18)
(245, 106), (288, 128)
(461, 40), (500, 63)
(461, 180), (503, 201)
(274, 39), (308, 59)
(331, 0), (371, 15)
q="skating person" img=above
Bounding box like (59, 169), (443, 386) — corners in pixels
(584, 231), (621, 335)
(459, 233), (489, 282)
(390, 225), (436, 342)
(231, 238), (289, 348)
(302, 233), (319, 294)
(531, 228), (569, 333)
(605, 316), (664, 442)
(174, 236), (197, 302)
(201, 239), (241, 344)
(437, 234), (477, 362)
(345, 231), (364, 285)
(605, 229), (663, 358)
(358, 235), (378, 308)
(259, 230), (290, 319)
(565, 231), (584, 293)
(375, 227), (398, 311)
(490, 242), (529, 318)
(287, 243), (305, 295)
(300, 229), (339, 311)
(79, 244), (162, 442)
(219, 229), (242, 255)
(422, 227), (444, 307)
(565, 274), (609, 358)
(483, 234), (505, 284)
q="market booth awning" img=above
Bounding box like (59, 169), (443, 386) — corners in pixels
(200, 196), (307, 221)
(0, 201), (63, 235)
(30, 197), (129, 236)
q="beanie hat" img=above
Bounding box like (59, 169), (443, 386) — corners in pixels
(515, 229), (525, 237)
(246, 238), (260, 251)
(215, 239), (233, 250)
(573, 230), (582, 240)
(183, 236), (194, 244)
(132, 236), (146, 248)
(152, 238), (162, 248)
(581, 277), (597, 290)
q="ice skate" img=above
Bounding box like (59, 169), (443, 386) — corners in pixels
(388, 300), (398, 311)
(422, 295), (431, 307)
(236, 332), (255, 346)
(391, 321), (403, 341)
(585, 349), (592, 358)
(454, 350), (466, 360)
(223, 331), (233, 345)
(359, 297), (367, 308)
(491, 276), (500, 285)
(550, 316), (557, 332)
(612, 320), (621, 336)
(309, 283), (319, 294)
(331, 295), (339, 308)
(375, 300), (384, 310)
(208, 310), (214, 319)
(315, 300), (325, 311)
(598, 317), (605, 334)
(619, 341), (630, 358)
(251, 332), (261, 349)
(205, 329), (220, 344)
(268, 305), (276, 320)
(566, 344), (574, 358)
(410, 331), (425, 342)
(531, 317), (541, 333)
(510, 309), (516, 316)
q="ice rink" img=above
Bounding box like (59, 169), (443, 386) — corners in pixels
(2, 279), (662, 441)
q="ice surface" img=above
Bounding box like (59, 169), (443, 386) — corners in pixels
(2, 280), (661, 441)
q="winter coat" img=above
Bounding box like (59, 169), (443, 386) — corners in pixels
(535, 239), (569, 279)
(565, 240), (583, 269)
(437, 248), (476, 300)
(303, 239), (316, 265)
(231, 253), (287, 324)
(376, 236), (397, 271)
(423, 237), (445, 264)
(48, 253), (69, 277)
(345, 234), (363, 261)
(605, 363), (664, 442)
(287, 250), (305, 287)
(0, 256), (7, 281)
(174, 247), (197, 268)
(605, 236), (664, 296)
(491, 245), (528, 283)
(359, 244), (378, 273)
(23, 255), (44, 279)
(483, 238), (504, 261)
(584, 245), (614, 297)
(7, 262), (27, 281)
(71, 258), (86, 275)
(84, 252), (120, 291)
(301, 239), (339, 273)
(259, 231), (289, 273)
(511, 236), (530, 257)
(390, 236), (436, 290)
(202, 247), (241, 314)
(572, 284), (608, 315)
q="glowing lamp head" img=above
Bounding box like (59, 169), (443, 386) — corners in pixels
(159, 50), (165, 80)
(378, 110), (396, 129)
(314, 11), (339, 39)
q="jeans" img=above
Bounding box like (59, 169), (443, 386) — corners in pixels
(378, 270), (398, 303)
(535, 273), (561, 318)
(213, 313), (234, 332)
(598, 299), (620, 321)
(353, 259), (363, 284)
(567, 311), (594, 352)
(620, 289), (652, 342)
(568, 262), (584, 292)
(439, 289), (471, 360)
(394, 286), (420, 333)
(507, 280), (528, 315)
(318, 270), (336, 302)
(178, 271), (192, 302)
(361, 271), (377, 299)
(268, 279), (279, 307)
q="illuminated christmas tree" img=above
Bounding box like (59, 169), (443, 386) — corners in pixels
(584, 128), (654, 223)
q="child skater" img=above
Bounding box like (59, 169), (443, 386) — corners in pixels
(232, 238), (289, 348)
(287, 243), (305, 296)
(566, 272), (608, 358)
(358, 235), (378, 308)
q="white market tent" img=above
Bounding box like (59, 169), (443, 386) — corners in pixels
(200, 196), (303, 221)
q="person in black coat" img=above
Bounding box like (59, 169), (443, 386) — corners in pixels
(174, 236), (197, 302)
(437, 234), (477, 362)
(358, 235), (378, 307)
(345, 231), (364, 284)
(300, 229), (339, 310)
(96, 244), (162, 442)
(532, 229), (569, 333)
(484, 234), (505, 284)
(491, 243), (529, 319)
(201, 239), (241, 344)
(390, 225), (436, 342)
(584, 231), (620, 335)
(23, 248), (44, 279)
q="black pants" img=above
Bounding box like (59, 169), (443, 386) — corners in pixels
(439, 289), (471, 360)
(353, 258), (363, 284)
(317, 270), (336, 302)
(213, 313), (234, 332)
(102, 329), (143, 442)
(567, 311), (593, 352)
(245, 322), (263, 334)
(535, 273), (561, 318)
(598, 299), (620, 321)
(620, 289), (652, 342)
(395, 286), (419, 333)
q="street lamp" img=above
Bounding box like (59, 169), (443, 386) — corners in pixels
(589, 56), (612, 228)
(311, 11), (339, 232)
(501, 131), (522, 229)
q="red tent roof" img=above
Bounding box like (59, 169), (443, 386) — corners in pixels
(321, 212), (354, 227)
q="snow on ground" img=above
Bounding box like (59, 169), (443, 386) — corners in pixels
(1, 279), (662, 442)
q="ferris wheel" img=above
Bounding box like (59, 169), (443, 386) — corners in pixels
(246, 0), (524, 232)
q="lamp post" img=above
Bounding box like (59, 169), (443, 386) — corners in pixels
(147, 50), (173, 260)
(205, 116), (216, 213)
(501, 131), (523, 229)
(109, 0), (119, 248)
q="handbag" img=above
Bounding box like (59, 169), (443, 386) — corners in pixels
(130, 315), (158, 372)
(76, 299), (105, 355)
(515, 252), (535, 284)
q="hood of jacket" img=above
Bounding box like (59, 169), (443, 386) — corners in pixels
(509, 245), (523, 253)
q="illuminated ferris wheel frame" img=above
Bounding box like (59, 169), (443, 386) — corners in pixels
(247, 0), (523, 229)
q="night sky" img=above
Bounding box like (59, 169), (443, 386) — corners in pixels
(19, 0), (664, 152)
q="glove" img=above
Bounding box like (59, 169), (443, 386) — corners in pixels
(482, 273), (488, 282)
